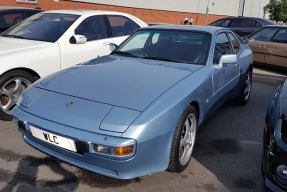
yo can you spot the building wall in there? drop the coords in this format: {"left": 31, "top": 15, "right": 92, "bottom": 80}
{"left": 68, "top": 0, "right": 269, "bottom": 18}
{"left": 0, "top": 0, "right": 270, "bottom": 25}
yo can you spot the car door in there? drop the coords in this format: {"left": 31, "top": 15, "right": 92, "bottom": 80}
{"left": 265, "top": 28, "right": 287, "bottom": 68}
{"left": 229, "top": 18, "right": 258, "bottom": 36}
{"left": 248, "top": 27, "right": 278, "bottom": 65}
{"left": 59, "top": 15, "right": 114, "bottom": 69}
{"left": 212, "top": 32, "right": 240, "bottom": 103}
{"left": 106, "top": 15, "right": 141, "bottom": 46}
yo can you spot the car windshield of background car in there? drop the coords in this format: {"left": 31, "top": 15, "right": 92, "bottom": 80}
{"left": 1, "top": 13, "right": 79, "bottom": 42}
{"left": 249, "top": 27, "right": 278, "bottom": 42}
{"left": 116, "top": 30, "right": 211, "bottom": 65}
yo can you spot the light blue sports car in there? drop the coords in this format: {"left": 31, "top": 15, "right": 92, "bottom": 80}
{"left": 12, "top": 25, "right": 253, "bottom": 179}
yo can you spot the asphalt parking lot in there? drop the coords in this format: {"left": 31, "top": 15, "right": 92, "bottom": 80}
{"left": 0, "top": 72, "right": 283, "bottom": 192}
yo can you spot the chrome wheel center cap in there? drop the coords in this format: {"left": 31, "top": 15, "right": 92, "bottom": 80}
{"left": 187, "top": 133, "right": 193, "bottom": 146}
{"left": 13, "top": 92, "right": 20, "bottom": 102}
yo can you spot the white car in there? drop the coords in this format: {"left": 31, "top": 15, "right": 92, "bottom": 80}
{"left": 0, "top": 10, "right": 147, "bottom": 120}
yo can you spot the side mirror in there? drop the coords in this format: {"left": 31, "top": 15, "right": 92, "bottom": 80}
{"left": 241, "top": 35, "right": 248, "bottom": 44}
{"left": 218, "top": 54, "right": 237, "bottom": 69}
{"left": 70, "top": 35, "right": 87, "bottom": 44}
{"left": 109, "top": 43, "right": 118, "bottom": 51}
{"left": 102, "top": 42, "right": 118, "bottom": 51}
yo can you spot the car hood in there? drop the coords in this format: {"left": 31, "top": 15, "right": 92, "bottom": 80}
{"left": 35, "top": 56, "right": 200, "bottom": 111}
{"left": 0, "top": 37, "right": 51, "bottom": 55}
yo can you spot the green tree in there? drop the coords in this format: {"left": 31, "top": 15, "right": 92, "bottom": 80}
{"left": 264, "top": 0, "right": 287, "bottom": 23}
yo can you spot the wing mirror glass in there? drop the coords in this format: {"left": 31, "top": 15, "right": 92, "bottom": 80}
{"left": 70, "top": 35, "right": 87, "bottom": 44}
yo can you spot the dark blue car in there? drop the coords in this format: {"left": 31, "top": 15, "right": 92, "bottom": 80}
{"left": 0, "top": 6, "right": 41, "bottom": 33}
{"left": 209, "top": 16, "right": 276, "bottom": 37}
{"left": 263, "top": 79, "right": 287, "bottom": 191}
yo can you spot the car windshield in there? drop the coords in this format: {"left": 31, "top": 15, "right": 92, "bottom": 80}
{"left": 114, "top": 29, "right": 211, "bottom": 65}
{"left": 1, "top": 13, "right": 79, "bottom": 42}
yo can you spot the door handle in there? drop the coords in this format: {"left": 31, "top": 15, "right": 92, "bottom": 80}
{"left": 258, "top": 45, "right": 266, "bottom": 48}
{"left": 234, "top": 63, "right": 239, "bottom": 68}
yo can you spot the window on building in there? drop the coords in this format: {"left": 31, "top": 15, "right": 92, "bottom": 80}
{"left": 16, "top": 0, "right": 37, "bottom": 2}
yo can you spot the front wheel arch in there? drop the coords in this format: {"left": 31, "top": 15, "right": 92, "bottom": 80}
{"left": 0, "top": 68, "right": 40, "bottom": 80}
{"left": 167, "top": 104, "right": 198, "bottom": 173}
{"left": 190, "top": 101, "right": 200, "bottom": 122}
{"left": 0, "top": 69, "right": 40, "bottom": 120}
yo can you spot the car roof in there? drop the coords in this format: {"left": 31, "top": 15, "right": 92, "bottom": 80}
{"left": 210, "top": 16, "right": 276, "bottom": 25}
{"left": 43, "top": 9, "right": 133, "bottom": 17}
{"left": 141, "top": 25, "right": 228, "bottom": 35}
{"left": 261, "top": 25, "right": 287, "bottom": 28}
{"left": 0, "top": 6, "right": 41, "bottom": 11}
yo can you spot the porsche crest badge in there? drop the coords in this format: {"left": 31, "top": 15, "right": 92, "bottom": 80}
{"left": 66, "top": 101, "right": 74, "bottom": 107}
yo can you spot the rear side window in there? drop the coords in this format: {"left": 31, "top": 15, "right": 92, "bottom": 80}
{"left": 227, "top": 32, "right": 240, "bottom": 54}
{"left": 255, "top": 21, "right": 263, "bottom": 28}
{"left": 272, "top": 29, "right": 287, "bottom": 44}
{"left": 230, "top": 18, "right": 257, "bottom": 27}
{"left": 107, "top": 15, "right": 140, "bottom": 37}
{"left": 213, "top": 33, "right": 233, "bottom": 64}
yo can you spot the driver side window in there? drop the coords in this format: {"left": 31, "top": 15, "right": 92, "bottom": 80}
{"left": 75, "top": 15, "right": 107, "bottom": 41}
{"left": 213, "top": 33, "right": 233, "bottom": 64}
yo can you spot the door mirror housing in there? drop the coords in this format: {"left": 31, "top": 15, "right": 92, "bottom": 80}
{"left": 218, "top": 54, "right": 237, "bottom": 69}
{"left": 70, "top": 35, "right": 87, "bottom": 44}
{"left": 241, "top": 35, "right": 248, "bottom": 44}
{"left": 110, "top": 43, "right": 118, "bottom": 51}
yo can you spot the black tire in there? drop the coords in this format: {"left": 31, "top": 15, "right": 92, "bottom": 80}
{"left": 0, "top": 70, "right": 38, "bottom": 121}
{"left": 167, "top": 105, "right": 197, "bottom": 172}
{"left": 236, "top": 69, "right": 252, "bottom": 105}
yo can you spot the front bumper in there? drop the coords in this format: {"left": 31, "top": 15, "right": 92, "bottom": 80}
{"left": 12, "top": 106, "right": 173, "bottom": 179}
{"left": 262, "top": 122, "right": 287, "bottom": 191}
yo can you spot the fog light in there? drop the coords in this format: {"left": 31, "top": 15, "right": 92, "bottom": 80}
{"left": 274, "top": 164, "right": 287, "bottom": 186}
{"left": 277, "top": 165, "right": 287, "bottom": 178}
{"left": 93, "top": 144, "right": 111, "bottom": 154}
{"left": 114, "top": 146, "right": 133, "bottom": 156}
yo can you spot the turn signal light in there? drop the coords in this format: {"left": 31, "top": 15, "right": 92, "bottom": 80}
{"left": 114, "top": 146, "right": 133, "bottom": 156}
{"left": 264, "top": 122, "right": 268, "bottom": 133}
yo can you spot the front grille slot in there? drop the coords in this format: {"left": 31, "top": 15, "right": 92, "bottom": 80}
{"left": 281, "top": 119, "right": 287, "bottom": 144}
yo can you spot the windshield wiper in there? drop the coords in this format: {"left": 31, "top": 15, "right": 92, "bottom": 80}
{"left": 143, "top": 56, "right": 185, "bottom": 63}
{"left": 111, "top": 50, "right": 138, "bottom": 58}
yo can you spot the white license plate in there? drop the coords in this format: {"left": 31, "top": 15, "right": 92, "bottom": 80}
{"left": 30, "top": 126, "right": 77, "bottom": 152}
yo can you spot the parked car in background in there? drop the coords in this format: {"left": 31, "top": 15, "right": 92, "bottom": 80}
{"left": 0, "top": 6, "right": 41, "bottom": 33}
{"left": 209, "top": 16, "right": 276, "bottom": 36}
{"left": 248, "top": 25, "right": 287, "bottom": 69}
{"left": 262, "top": 79, "right": 287, "bottom": 192}
{"left": 0, "top": 10, "right": 147, "bottom": 121}
{"left": 12, "top": 25, "right": 253, "bottom": 179}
